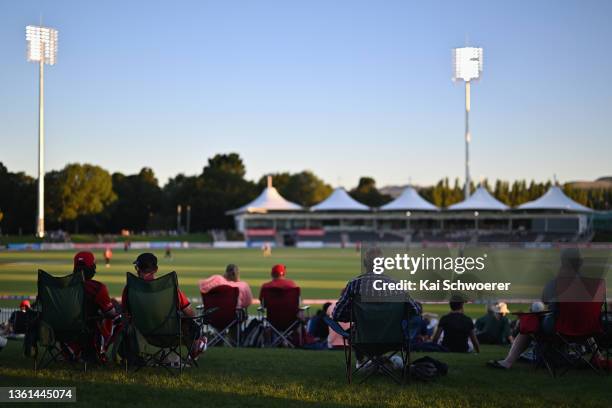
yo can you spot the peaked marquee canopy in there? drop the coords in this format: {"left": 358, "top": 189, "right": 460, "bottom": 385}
{"left": 448, "top": 186, "right": 509, "bottom": 211}
{"left": 517, "top": 186, "right": 593, "bottom": 212}
{"left": 380, "top": 187, "right": 439, "bottom": 211}
{"left": 311, "top": 188, "right": 370, "bottom": 211}
{"left": 228, "top": 177, "right": 302, "bottom": 214}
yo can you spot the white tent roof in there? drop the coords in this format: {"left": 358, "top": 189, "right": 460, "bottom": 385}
{"left": 228, "top": 177, "right": 302, "bottom": 214}
{"left": 311, "top": 188, "right": 370, "bottom": 211}
{"left": 380, "top": 187, "right": 439, "bottom": 211}
{"left": 448, "top": 186, "right": 509, "bottom": 211}
{"left": 517, "top": 186, "right": 592, "bottom": 212}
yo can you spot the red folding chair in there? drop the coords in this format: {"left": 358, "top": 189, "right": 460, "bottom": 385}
{"left": 201, "top": 285, "right": 243, "bottom": 347}
{"left": 537, "top": 277, "right": 606, "bottom": 376}
{"left": 258, "top": 286, "right": 309, "bottom": 347}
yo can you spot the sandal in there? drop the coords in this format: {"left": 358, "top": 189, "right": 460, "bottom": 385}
{"left": 486, "top": 360, "right": 508, "bottom": 369}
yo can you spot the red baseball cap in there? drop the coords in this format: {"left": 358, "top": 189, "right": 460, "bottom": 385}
{"left": 74, "top": 251, "right": 96, "bottom": 269}
{"left": 20, "top": 300, "right": 31, "bottom": 309}
{"left": 271, "top": 264, "right": 286, "bottom": 278}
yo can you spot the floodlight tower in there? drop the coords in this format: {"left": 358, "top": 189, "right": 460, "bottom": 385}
{"left": 26, "top": 25, "right": 58, "bottom": 238}
{"left": 452, "top": 46, "right": 483, "bottom": 199}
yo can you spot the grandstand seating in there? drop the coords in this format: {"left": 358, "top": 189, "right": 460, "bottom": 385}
{"left": 247, "top": 228, "right": 586, "bottom": 246}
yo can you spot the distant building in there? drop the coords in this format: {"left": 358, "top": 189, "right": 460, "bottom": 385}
{"left": 227, "top": 181, "right": 593, "bottom": 247}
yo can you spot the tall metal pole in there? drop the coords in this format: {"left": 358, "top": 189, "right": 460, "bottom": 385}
{"left": 177, "top": 205, "right": 182, "bottom": 233}
{"left": 186, "top": 205, "right": 191, "bottom": 234}
{"left": 36, "top": 56, "right": 45, "bottom": 238}
{"left": 464, "top": 80, "right": 471, "bottom": 199}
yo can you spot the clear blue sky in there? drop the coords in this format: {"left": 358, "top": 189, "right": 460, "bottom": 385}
{"left": 1, "top": 0, "right": 611, "bottom": 188}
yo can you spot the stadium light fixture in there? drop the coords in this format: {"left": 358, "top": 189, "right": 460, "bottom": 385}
{"left": 26, "top": 25, "right": 58, "bottom": 238}
{"left": 452, "top": 46, "right": 483, "bottom": 199}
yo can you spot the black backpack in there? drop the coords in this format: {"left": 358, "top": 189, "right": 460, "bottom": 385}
{"left": 410, "top": 356, "right": 448, "bottom": 381}
{"left": 241, "top": 319, "right": 264, "bottom": 348}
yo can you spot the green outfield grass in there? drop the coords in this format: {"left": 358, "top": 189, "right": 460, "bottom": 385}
{"left": 1, "top": 248, "right": 611, "bottom": 407}
{"left": 1, "top": 341, "right": 611, "bottom": 407}
{"left": 0, "top": 247, "right": 578, "bottom": 314}
{"left": 0, "top": 248, "right": 361, "bottom": 302}
{"left": 2, "top": 246, "right": 610, "bottom": 313}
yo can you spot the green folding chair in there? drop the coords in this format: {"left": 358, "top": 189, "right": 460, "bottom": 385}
{"left": 35, "top": 269, "right": 89, "bottom": 371}
{"left": 345, "top": 297, "right": 411, "bottom": 384}
{"left": 123, "top": 271, "right": 196, "bottom": 374}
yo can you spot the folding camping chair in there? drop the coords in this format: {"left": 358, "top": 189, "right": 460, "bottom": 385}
{"left": 597, "top": 307, "right": 612, "bottom": 373}
{"left": 328, "top": 297, "right": 411, "bottom": 384}
{"left": 123, "top": 271, "right": 198, "bottom": 374}
{"left": 201, "top": 285, "right": 243, "bottom": 347}
{"left": 258, "top": 286, "right": 309, "bottom": 348}
{"left": 533, "top": 277, "right": 607, "bottom": 377}
{"left": 35, "top": 269, "right": 89, "bottom": 371}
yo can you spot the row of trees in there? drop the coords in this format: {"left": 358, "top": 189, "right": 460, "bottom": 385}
{"left": 1, "top": 156, "right": 611, "bottom": 235}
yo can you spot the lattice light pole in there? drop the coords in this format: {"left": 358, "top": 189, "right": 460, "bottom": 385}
{"left": 452, "top": 46, "right": 483, "bottom": 199}
{"left": 26, "top": 25, "right": 58, "bottom": 238}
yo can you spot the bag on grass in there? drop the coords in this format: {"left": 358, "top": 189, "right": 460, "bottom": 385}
{"left": 242, "top": 319, "right": 264, "bottom": 348}
{"left": 410, "top": 356, "right": 448, "bottom": 381}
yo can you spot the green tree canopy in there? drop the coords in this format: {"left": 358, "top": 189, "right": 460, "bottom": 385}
{"left": 46, "top": 163, "right": 116, "bottom": 223}
{"left": 349, "top": 177, "right": 392, "bottom": 207}
{"left": 257, "top": 171, "right": 332, "bottom": 207}
{"left": 107, "top": 167, "right": 162, "bottom": 231}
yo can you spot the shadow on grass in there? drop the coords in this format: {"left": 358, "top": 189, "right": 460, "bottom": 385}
{"left": 1, "top": 342, "right": 611, "bottom": 408}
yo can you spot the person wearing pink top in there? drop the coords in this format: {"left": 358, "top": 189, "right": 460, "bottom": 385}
{"left": 199, "top": 264, "right": 253, "bottom": 309}
{"left": 326, "top": 301, "right": 350, "bottom": 349}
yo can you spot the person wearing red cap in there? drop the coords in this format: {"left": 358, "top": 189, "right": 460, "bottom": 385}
{"left": 73, "top": 251, "right": 119, "bottom": 360}
{"left": 6, "top": 299, "right": 31, "bottom": 335}
{"left": 73, "top": 251, "right": 116, "bottom": 319}
{"left": 258, "top": 264, "right": 297, "bottom": 300}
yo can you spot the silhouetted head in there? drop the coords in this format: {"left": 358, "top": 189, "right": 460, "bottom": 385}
{"left": 133, "top": 253, "right": 158, "bottom": 276}
{"left": 363, "top": 247, "right": 383, "bottom": 274}
{"left": 225, "top": 264, "right": 240, "bottom": 282}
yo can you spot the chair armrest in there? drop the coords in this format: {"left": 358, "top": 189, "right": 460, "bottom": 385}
{"left": 323, "top": 316, "right": 349, "bottom": 339}
{"left": 198, "top": 306, "right": 219, "bottom": 318}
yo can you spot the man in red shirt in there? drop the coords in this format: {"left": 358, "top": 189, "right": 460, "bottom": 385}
{"left": 72, "top": 251, "right": 118, "bottom": 360}
{"left": 259, "top": 264, "right": 297, "bottom": 298}
{"left": 121, "top": 253, "right": 206, "bottom": 359}
{"left": 74, "top": 252, "right": 116, "bottom": 317}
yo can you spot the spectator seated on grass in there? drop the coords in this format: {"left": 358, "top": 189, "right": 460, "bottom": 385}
{"left": 306, "top": 302, "right": 332, "bottom": 342}
{"left": 409, "top": 305, "right": 448, "bottom": 352}
{"left": 199, "top": 264, "right": 253, "bottom": 309}
{"left": 432, "top": 298, "right": 480, "bottom": 353}
{"left": 5, "top": 300, "right": 31, "bottom": 338}
{"left": 258, "top": 265, "right": 309, "bottom": 347}
{"left": 259, "top": 264, "right": 297, "bottom": 293}
{"left": 475, "top": 302, "right": 514, "bottom": 345}
{"left": 487, "top": 248, "right": 608, "bottom": 371}
{"left": 332, "top": 247, "right": 421, "bottom": 367}
{"left": 73, "top": 251, "right": 120, "bottom": 361}
{"left": 121, "top": 252, "right": 207, "bottom": 360}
